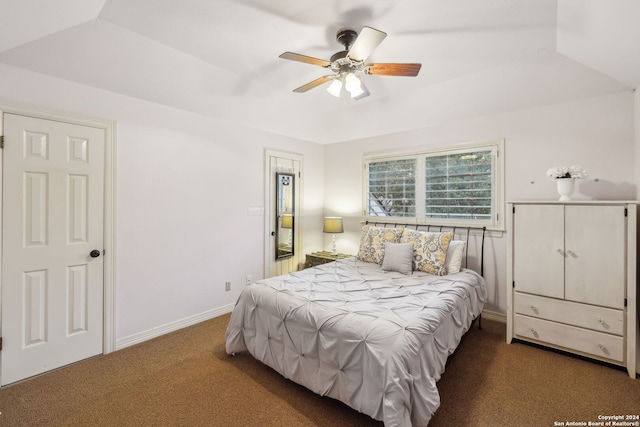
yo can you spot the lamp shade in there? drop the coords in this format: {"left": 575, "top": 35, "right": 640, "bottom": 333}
{"left": 281, "top": 214, "right": 293, "bottom": 229}
{"left": 326, "top": 79, "right": 342, "bottom": 97}
{"left": 323, "top": 217, "right": 344, "bottom": 233}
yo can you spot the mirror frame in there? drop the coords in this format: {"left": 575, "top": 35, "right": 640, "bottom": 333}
{"left": 275, "top": 172, "right": 295, "bottom": 260}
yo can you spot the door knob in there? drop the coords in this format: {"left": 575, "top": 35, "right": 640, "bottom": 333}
{"left": 90, "top": 250, "right": 101, "bottom": 258}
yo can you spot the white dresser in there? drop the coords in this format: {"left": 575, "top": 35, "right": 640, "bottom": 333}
{"left": 506, "top": 201, "right": 637, "bottom": 378}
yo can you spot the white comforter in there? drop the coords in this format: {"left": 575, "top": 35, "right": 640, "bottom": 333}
{"left": 225, "top": 257, "right": 487, "bottom": 427}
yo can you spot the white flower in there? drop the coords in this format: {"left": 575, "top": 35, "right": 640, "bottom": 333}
{"left": 547, "top": 165, "right": 587, "bottom": 180}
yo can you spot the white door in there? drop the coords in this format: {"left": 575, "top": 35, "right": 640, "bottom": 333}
{"left": 1, "top": 113, "right": 105, "bottom": 385}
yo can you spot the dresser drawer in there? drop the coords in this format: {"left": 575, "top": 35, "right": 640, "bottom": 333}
{"left": 514, "top": 292, "right": 623, "bottom": 336}
{"left": 514, "top": 314, "right": 624, "bottom": 362}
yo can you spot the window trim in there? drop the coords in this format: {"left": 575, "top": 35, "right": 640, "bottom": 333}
{"left": 363, "top": 139, "right": 505, "bottom": 231}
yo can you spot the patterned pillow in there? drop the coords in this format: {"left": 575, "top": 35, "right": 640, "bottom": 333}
{"left": 401, "top": 229, "right": 453, "bottom": 275}
{"left": 357, "top": 225, "right": 404, "bottom": 264}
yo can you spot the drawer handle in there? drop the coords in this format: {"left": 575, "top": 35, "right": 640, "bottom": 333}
{"left": 529, "top": 305, "right": 538, "bottom": 313}
{"left": 530, "top": 328, "right": 539, "bottom": 338}
{"left": 597, "top": 318, "right": 610, "bottom": 329}
{"left": 557, "top": 249, "right": 565, "bottom": 256}
{"left": 598, "top": 344, "right": 610, "bottom": 355}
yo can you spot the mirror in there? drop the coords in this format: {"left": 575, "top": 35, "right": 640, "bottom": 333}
{"left": 276, "top": 172, "right": 295, "bottom": 259}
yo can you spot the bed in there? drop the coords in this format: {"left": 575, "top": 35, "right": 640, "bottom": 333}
{"left": 225, "top": 223, "right": 487, "bottom": 427}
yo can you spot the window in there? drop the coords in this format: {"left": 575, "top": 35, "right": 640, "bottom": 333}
{"left": 367, "top": 158, "right": 416, "bottom": 218}
{"left": 364, "top": 139, "right": 504, "bottom": 230}
{"left": 424, "top": 150, "right": 492, "bottom": 221}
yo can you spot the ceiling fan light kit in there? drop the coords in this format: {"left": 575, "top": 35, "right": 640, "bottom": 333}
{"left": 279, "top": 26, "right": 421, "bottom": 100}
{"left": 326, "top": 72, "right": 367, "bottom": 99}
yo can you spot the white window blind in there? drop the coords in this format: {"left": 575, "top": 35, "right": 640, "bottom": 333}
{"left": 424, "top": 150, "right": 492, "bottom": 221}
{"left": 367, "top": 158, "right": 416, "bottom": 218}
{"left": 363, "top": 140, "right": 504, "bottom": 230}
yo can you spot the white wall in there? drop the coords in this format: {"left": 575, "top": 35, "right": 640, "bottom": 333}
{"left": 0, "top": 63, "right": 325, "bottom": 343}
{"left": 636, "top": 85, "right": 640, "bottom": 196}
{"left": 635, "top": 84, "right": 640, "bottom": 373}
{"left": 324, "top": 91, "right": 636, "bottom": 314}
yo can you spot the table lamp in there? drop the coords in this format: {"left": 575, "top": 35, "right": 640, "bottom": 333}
{"left": 323, "top": 217, "right": 344, "bottom": 255}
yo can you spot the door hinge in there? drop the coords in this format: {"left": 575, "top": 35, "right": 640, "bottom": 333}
{"left": 624, "top": 298, "right": 627, "bottom": 307}
{"left": 512, "top": 281, "right": 515, "bottom": 288}
{"left": 512, "top": 206, "right": 515, "bottom": 214}
{"left": 624, "top": 208, "right": 628, "bottom": 217}
{"left": 0, "top": 336, "right": 3, "bottom": 351}
{"left": 0, "top": 135, "right": 4, "bottom": 149}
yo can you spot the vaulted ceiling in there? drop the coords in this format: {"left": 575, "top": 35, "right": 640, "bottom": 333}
{"left": 0, "top": 0, "right": 638, "bottom": 144}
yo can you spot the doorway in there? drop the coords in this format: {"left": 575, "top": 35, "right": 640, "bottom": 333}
{"left": 264, "top": 150, "right": 302, "bottom": 278}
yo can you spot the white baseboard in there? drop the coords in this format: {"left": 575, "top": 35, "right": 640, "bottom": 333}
{"left": 482, "top": 309, "right": 506, "bottom": 323}
{"left": 115, "top": 303, "right": 235, "bottom": 351}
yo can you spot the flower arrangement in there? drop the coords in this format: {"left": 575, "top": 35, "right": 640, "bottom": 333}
{"left": 546, "top": 165, "right": 588, "bottom": 180}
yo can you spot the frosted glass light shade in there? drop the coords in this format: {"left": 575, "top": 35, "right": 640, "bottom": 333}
{"left": 344, "top": 73, "right": 360, "bottom": 92}
{"left": 326, "top": 79, "right": 342, "bottom": 97}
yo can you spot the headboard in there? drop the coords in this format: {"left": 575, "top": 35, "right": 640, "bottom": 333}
{"left": 364, "top": 221, "right": 487, "bottom": 277}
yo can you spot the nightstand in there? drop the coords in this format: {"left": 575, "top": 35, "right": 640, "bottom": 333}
{"left": 304, "top": 251, "right": 352, "bottom": 268}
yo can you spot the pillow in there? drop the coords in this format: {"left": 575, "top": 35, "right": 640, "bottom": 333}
{"left": 401, "top": 229, "right": 453, "bottom": 275}
{"left": 444, "top": 240, "right": 466, "bottom": 275}
{"left": 381, "top": 242, "right": 414, "bottom": 274}
{"left": 357, "top": 225, "right": 404, "bottom": 264}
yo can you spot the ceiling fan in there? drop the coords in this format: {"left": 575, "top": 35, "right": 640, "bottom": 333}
{"left": 279, "top": 26, "right": 421, "bottom": 100}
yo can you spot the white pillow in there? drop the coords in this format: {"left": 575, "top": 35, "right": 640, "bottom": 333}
{"left": 445, "top": 240, "right": 466, "bottom": 274}
{"left": 381, "top": 242, "right": 414, "bottom": 275}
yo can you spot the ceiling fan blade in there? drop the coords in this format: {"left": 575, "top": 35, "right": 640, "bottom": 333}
{"left": 347, "top": 26, "right": 387, "bottom": 62}
{"left": 365, "top": 63, "right": 422, "bottom": 77}
{"left": 279, "top": 52, "right": 331, "bottom": 68}
{"left": 292, "top": 75, "right": 335, "bottom": 93}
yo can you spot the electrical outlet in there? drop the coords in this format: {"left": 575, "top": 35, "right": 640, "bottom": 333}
{"left": 225, "top": 281, "right": 231, "bottom": 291}
{"left": 246, "top": 275, "right": 252, "bottom": 285}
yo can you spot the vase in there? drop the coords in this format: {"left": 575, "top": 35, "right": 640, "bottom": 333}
{"left": 556, "top": 178, "right": 575, "bottom": 201}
